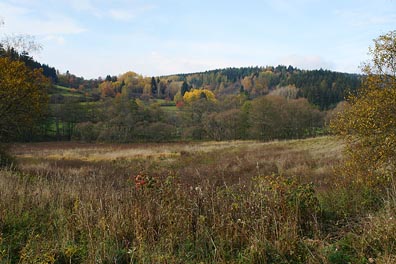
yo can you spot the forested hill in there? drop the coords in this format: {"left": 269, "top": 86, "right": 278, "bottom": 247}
{"left": 60, "top": 65, "right": 360, "bottom": 110}
{"left": 163, "top": 65, "right": 361, "bottom": 109}
{"left": 1, "top": 43, "right": 361, "bottom": 110}
{"left": 0, "top": 47, "right": 58, "bottom": 83}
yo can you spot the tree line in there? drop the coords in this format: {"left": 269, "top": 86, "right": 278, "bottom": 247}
{"left": 31, "top": 90, "right": 331, "bottom": 143}
{"left": 0, "top": 42, "right": 360, "bottom": 143}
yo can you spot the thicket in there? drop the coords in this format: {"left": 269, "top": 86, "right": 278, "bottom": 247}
{"left": 52, "top": 94, "right": 325, "bottom": 143}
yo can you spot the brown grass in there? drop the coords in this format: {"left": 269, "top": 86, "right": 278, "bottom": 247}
{"left": 4, "top": 136, "right": 394, "bottom": 263}
{"left": 11, "top": 136, "right": 343, "bottom": 188}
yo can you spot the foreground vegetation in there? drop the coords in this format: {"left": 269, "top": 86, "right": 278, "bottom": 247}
{"left": 0, "top": 137, "right": 395, "bottom": 263}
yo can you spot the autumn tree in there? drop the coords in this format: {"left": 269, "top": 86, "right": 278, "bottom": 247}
{"left": 270, "top": 85, "right": 299, "bottom": 99}
{"left": 249, "top": 95, "right": 285, "bottom": 140}
{"left": 99, "top": 81, "right": 116, "bottom": 98}
{"left": 241, "top": 76, "right": 253, "bottom": 93}
{"left": 0, "top": 21, "right": 51, "bottom": 147}
{"left": 118, "top": 71, "right": 147, "bottom": 97}
{"left": 332, "top": 30, "right": 396, "bottom": 185}
{"left": 183, "top": 89, "right": 216, "bottom": 103}
{"left": 180, "top": 92, "right": 217, "bottom": 140}
{"left": 203, "top": 109, "right": 245, "bottom": 140}
{"left": 0, "top": 57, "right": 49, "bottom": 142}
{"left": 285, "top": 98, "right": 323, "bottom": 138}
{"left": 249, "top": 95, "right": 323, "bottom": 140}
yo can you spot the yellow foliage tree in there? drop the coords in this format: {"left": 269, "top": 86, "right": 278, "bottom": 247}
{"left": 332, "top": 31, "right": 396, "bottom": 185}
{"left": 0, "top": 57, "right": 49, "bottom": 142}
{"left": 183, "top": 89, "right": 216, "bottom": 103}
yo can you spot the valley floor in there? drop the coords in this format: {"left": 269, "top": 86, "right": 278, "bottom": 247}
{"left": 1, "top": 137, "right": 395, "bottom": 263}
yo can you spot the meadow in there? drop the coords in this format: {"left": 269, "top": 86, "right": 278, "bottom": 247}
{"left": 1, "top": 137, "right": 396, "bottom": 263}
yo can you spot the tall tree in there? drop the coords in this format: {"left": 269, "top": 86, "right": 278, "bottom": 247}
{"left": 151, "top": 76, "right": 158, "bottom": 97}
{"left": 332, "top": 30, "right": 396, "bottom": 185}
{"left": 105, "top": 75, "right": 112, "bottom": 82}
{"left": 181, "top": 81, "right": 189, "bottom": 96}
{"left": 0, "top": 57, "right": 49, "bottom": 142}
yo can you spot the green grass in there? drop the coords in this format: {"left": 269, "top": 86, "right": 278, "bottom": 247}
{"left": 50, "top": 85, "right": 92, "bottom": 99}
{"left": 53, "top": 85, "right": 72, "bottom": 91}
{"left": 161, "top": 105, "right": 178, "bottom": 112}
{"left": 59, "top": 93, "right": 83, "bottom": 97}
{"left": 152, "top": 99, "right": 176, "bottom": 105}
{"left": 78, "top": 101, "right": 99, "bottom": 106}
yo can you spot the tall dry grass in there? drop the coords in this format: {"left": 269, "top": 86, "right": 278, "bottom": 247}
{"left": 1, "top": 137, "right": 395, "bottom": 263}
{"left": 0, "top": 168, "right": 321, "bottom": 263}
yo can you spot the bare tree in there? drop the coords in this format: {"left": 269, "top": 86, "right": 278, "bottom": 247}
{"left": 0, "top": 18, "right": 42, "bottom": 54}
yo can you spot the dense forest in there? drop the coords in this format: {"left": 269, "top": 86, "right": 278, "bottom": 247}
{"left": 0, "top": 45, "right": 361, "bottom": 143}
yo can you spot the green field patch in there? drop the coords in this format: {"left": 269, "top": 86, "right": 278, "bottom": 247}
{"left": 161, "top": 105, "right": 178, "bottom": 112}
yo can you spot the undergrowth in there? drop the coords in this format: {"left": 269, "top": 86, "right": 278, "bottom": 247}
{"left": 0, "top": 138, "right": 395, "bottom": 263}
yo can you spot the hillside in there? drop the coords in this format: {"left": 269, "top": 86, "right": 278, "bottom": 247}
{"left": 54, "top": 66, "right": 361, "bottom": 110}
{"left": 4, "top": 47, "right": 359, "bottom": 110}
{"left": 163, "top": 66, "right": 361, "bottom": 110}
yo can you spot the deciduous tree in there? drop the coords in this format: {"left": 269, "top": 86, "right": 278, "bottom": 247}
{"left": 0, "top": 57, "right": 49, "bottom": 142}
{"left": 183, "top": 89, "right": 216, "bottom": 103}
{"left": 332, "top": 30, "right": 396, "bottom": 185}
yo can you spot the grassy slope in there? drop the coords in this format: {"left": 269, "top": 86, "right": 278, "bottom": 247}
{"left": 50, "top": 85, "right": 92, "bottom": 100}
{"left": 1, "top": 137, "right": 395, "bottom": 263}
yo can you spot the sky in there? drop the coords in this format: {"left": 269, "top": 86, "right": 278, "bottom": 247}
{"left": 0, "top": 0, "right": 395, "bottom": 79}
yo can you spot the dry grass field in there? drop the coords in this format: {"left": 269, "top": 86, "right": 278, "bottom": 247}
{"left": 12, "top": 137, "right": 342, "bottom": 186}
{"left": 1, "top": 137, "right": 396, "bottom": 263}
